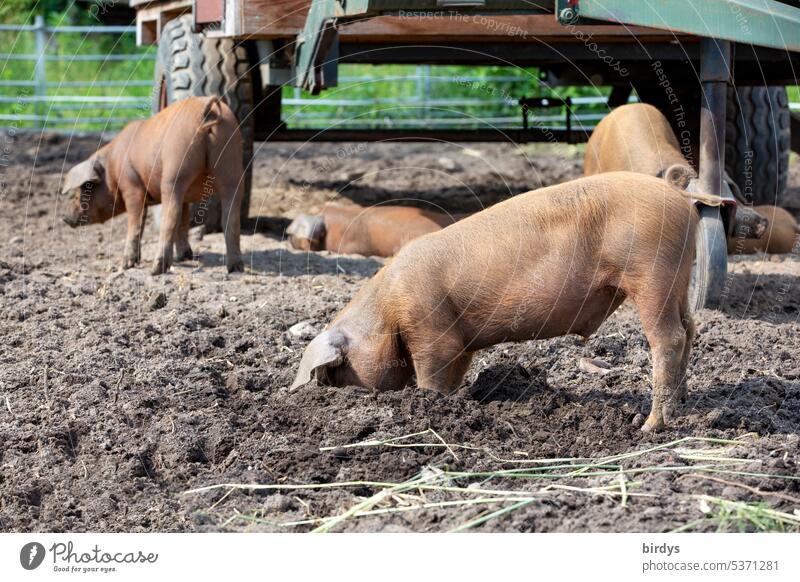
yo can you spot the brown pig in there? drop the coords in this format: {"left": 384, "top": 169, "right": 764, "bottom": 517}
{"left": 286, "top": 203, "right": 467, "bottom": 257}
{"left": 61, "top": 96, "right": 243, "bottom": 275}
{"left": 584, "top": 103, "right": 767, "bottom": 241}
{"left": 292, "top": 172, "right": 699, "bottom": 433}
{"left": 727, "top": 205, "right": 799, "bottom": 255}
{"left": 584, "top": 103, "right": 691, "bottom": 180}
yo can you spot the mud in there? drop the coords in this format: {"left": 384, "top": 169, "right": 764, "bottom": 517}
{"left": 1, "top": 132, "right": 799, "bottom": 533}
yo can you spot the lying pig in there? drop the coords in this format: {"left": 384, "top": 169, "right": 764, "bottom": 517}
{"left": 62, "top": 96, "right": 243, "bottom": 275}
{"left": 292, "top": 172, "right": 699, "bottom": 432}
{"left": 727, "top": 205, "right": 799, "bottom": 255}
{"left": 584, "top": 103, "right": 767, "bottom": 240}
{"left": 287, "top": 203, "right": 467, "bottom": 257}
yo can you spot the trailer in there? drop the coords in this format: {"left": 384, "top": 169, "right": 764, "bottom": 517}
{"left": 131, "top": 0, "right": 800, "bottom": 309}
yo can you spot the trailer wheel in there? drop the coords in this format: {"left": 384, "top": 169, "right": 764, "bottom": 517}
{"left": 690, "top": 205, "right": 728, "bottom": 311}
{"left": 725, "top": 86, "right": 790, "bottom": 206}
{"left": 153, "top": 14, "right": 254, "bottom": 231}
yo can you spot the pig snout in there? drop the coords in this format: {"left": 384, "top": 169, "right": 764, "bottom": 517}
{"left": 752, "top": 215, "right": 769, "bottom": 239}
{"left": 286, "top": 214, "right": 326, "bottom": 251}
{"left": 62, "top": 200, "right": 90, "bottom": 228}
{"left": 734, "top": 206, "right": 769, "bottom": 240}
{"left": 62, "top": 216, "right": 81, "bottom": 228}
{"left": 62, "top": 199, "right": 89, "bottom": 228}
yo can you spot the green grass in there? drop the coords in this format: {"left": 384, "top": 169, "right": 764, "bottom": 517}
{"left": 283, "top": 63, "right": 611, "bottom": 129}
{"left": 674, "top": 497, "right": 800, "bottom": 533}
{"left": 284, "top": 65, "right": 800, "bottom": 131}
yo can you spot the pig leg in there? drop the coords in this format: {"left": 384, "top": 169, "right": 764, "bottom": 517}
{"left": 411, "top": 339, "right": 473, "bottom": 396}
{"left": 676, "top": 309, "right": 695, "bottom": 402}
{"left": 152, "top": 186, "right": 183, "bottom": 275}
{"left": 174, "top": 203, "right": 194, "bottom": 262}
{"left": 636, "top": 300, "right": 688, "bottom": 432}
{"left": 219, "top": 180, "right": 244, "bottom": 273}
{"left": 123, "top": 196, "right": 147, "bottom": 269}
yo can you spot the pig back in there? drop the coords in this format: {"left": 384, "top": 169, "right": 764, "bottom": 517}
{"left": 584, "top": 103, "right": 687, "bottom": 177}
{"left": 324, "top": 204, "right": 458, "bottom": 257}
{"left": 381, "top": 172, "right": 697, "bottom": 343}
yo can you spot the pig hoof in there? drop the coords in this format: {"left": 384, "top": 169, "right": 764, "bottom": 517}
{"left": 641, "top": 405, "right": 673, "bottom": 432}
{"left": 176, "top": 248, "right": 194, "bottom": 262}
{"left": 151, "top": 258, "right": 171, "bottom": 275}
{"left": 227, "top": 259, "right": 244, "bottom": 273}
{"left": 122, "top": 256, "right": 139, "bottom": 269}
{"left": 640, "top": 416, "right": 663, "bottom": 433}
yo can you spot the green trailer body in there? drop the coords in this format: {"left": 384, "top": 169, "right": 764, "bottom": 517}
{"left": 295, "top": 0, "right": 800, "bottom": 93}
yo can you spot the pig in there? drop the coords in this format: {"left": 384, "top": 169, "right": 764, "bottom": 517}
{"left": 286, "top": 203, "right": 467, "bottom": 257}
{"left": 727, "top": 205, "right": 799, "bottom": 255}
{"left": 61, "top": 96, "right": 243, "bottom": 275}
{"left": 584, "top": 102, "right": 767, "bottom": 241}
{"left": 584, "top": 103, "right": 691, "bottom": 180}
{"left": 292, "top": 172, "right": 699, "bottom": 433}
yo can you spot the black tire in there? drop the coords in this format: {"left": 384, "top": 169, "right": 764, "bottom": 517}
{"left": 690, "top": 206, "right": 728, "bottom": 311}
{"left": 725, "top": 86, "right": 791, "bottom": 206}
{"left": 153, "top": 14, "right": 254, "bottom": 231}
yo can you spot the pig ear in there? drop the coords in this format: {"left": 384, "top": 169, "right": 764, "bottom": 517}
{"left": 723, "top": 171, "right": 743, "bottom": 202}
{"left": 290, "top": 330, "right": 347, "bottom": 390}
{"left": 61, "top": 158, "right": 104, "bottom": 194}
{"left": 663, "top": 164, "right": 696, "bottom": 190}
{"left": 286, "top": 214, "right": 326, "bottom": 242}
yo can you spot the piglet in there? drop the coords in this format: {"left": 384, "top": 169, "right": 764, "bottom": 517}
{"left": 728, "top": 205, "right": 799, "bottom": 255}
{"left": 287, "top": 203, "right": 467, "bottom": 257}
{"left": 292, "top": 172, "right": 700, "bottom": 432}
{"left": 62, "top": 96, "right": 243, "bottom": 275}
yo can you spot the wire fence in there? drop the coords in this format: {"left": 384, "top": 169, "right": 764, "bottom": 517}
{"left": 0, "top": 17, "right": 154, "bottom": 127}
{"left": 1, "top": 21, "right": 798, "bottom": 133}
{"left": 283, "top": 70, "right": 613, "bottom": 131}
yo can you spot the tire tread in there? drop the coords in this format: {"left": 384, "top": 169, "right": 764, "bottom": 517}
{"left": 725, "top": 86, "right": 790, "bottom": 205}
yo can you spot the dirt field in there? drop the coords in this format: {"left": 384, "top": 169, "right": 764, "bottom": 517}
{"left": 1, "top": 132, "right": 799, "bottom": 533}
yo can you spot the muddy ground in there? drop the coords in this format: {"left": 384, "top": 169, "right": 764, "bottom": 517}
{"left": 1, "top": 132, "right": 799, "bottom": 533}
